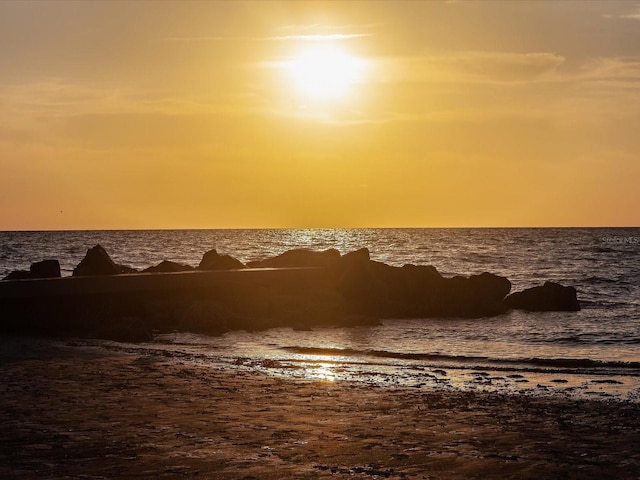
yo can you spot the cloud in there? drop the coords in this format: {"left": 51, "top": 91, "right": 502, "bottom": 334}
{"left": 602, "top": 7, "right": 640, "bottom": 20}
{"left": 163, "top": 33, "right": 372, "bottom": 42}
{"left": 276, "top": 23, "right": 382, "bottom": 32}
{"left": 577, "top": 56, "right": 640, "bottom": 87}
{"left": 432, "top": 51, "right": 565, "bottom": 82}
{"left": 0, "top": 79, "right": 246, "bottom": 154}
{"left": 380, "top": 51, "right": 566, "bottom": 85}
{"left": 267, "top": 34, "right": 372, "bottom": 41}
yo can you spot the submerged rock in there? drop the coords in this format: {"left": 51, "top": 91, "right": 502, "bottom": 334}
{"left": 73, "top": 245, "right": 135, "bottom": 276}
{"left": 504, "top": 281, "right": 580, "bottom": 311}
{"left": 198, "top": 249, "right": 246, "bottom": 271}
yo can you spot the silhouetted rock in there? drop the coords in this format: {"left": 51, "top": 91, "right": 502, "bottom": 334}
{"left": 3, "top": 259, "right": 61, "bottom": 280}
{"left": 337, "top": 259, "right": 388, "bottom": 314}
{"left": 198, "top": 249, "right": 246, "bottom": 271}
{"left": 0, "top": 245, "right": 581, "bottom": 342}
{"left": 3, "top": 270, "right": 32, "bottom": 280}
{"left": 143, "top": 260, "right": 194, "bottom": 273}
{"left": 73, "top": 245, "right": 133, "bottom": 276}
{"left": 505, "top": 281, "right": 580, "bottom": 311}
{"left": 435, "top": 273, "right": 510, "bottom": 317}
{"left": 468, "top": 272, "right": 511, "bottom": 302}
{"left": 30, "top": 259, "right": 61, "bottom": 279}
{"left": 247, "top": 248, "right": 341, "bottom": 269}
{"left": 341, "top": 247, "right": 370, "bottom": 264}
{"left": 337, "top": 260, "right": 510, "bottom": 318}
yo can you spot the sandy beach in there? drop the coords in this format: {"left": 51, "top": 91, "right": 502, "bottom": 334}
{"left": 1, "top": 337, "right": 639, "bottom": 480}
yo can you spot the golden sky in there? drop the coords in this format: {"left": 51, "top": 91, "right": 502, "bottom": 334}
{"left": 1, "top": 0, "right": 639, "bottom": 229}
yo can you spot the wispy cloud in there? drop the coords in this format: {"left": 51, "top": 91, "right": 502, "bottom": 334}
{"left": 163, "top": 33, "right": 372, "bottom": 42}
{"left": 620, "top": 10, "right": 640, "bottom": 20}
{"left": 577, "top": 56, "right": 640, "bottom": 88}
{"left": 267, "top": 33, "right": 372, "bottom": 41}
{"left": 381, "top": 51, "right": 566, "bottom": 85}
{"left": 162, "top": 36, "right": 256, "bottom": 42}
{"left": 276, "top": 23, "right": 382, "bottom": 32}
{"left": 602, "top": 7, "right": 640, "bottom": 20}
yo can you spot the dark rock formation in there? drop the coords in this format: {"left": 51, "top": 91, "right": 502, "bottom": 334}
{"left": 337, "top": 257, "right": 510, "bottom": 318}
{"left": 0, "top": 246, "right": 581, "bottom": 342}
{"left": 30, "top": 259, "right": 61, "bottom": 279}
{"left": 197, "top": 249, "right": 246, "bottom": 271}
{"left": 73, "top": 245, "right": 135, "bottom": 277}
{"left": 337, "top": 259, "right": 388, "bottom": 314}
{"left": 247, "top": 248, "right": 341, "bottom": 269}
{"left": 341, "top": 247, "right": 370, "bottom": 264}
{"left": 3, "top": 259, "right": 61, "bottom": 280}
{"left": 143, "top": 260, "right": 194, "bottom": 273}
{"left": 468, "top": 272, "right": 512, "bottom": 302}
{"left": 433, "top": 273, "right": 511, "bottom": 318}
{"left": 3, "top": 270, "right": 32, "bottom": 280}
{"left": 505, "top": 281, "right": 580, "bottom": 312}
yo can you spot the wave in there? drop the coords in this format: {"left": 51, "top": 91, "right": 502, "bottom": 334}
{"left": 528, "top": 334, "right": 640, "bottom": 346}
{"left": 580, "top": 299, "right": 631, "bottom": 308}
{"left": 281, "top": 346, "right": 640, "bottom": 372}
{"left": 582, "top": 276, "right": 621, "bottom": 284}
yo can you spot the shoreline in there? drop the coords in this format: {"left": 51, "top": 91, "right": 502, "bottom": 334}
{"left": 1, "top": 337, "right": 639, "bottom": 479}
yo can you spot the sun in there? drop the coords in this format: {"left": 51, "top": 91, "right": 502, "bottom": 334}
{"left": 285, "top": 44, "right": 364, "bottom": 101}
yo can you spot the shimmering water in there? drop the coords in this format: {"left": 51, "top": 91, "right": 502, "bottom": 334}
{"left": 2, "top": 228, "right": 639, "bottom": 400}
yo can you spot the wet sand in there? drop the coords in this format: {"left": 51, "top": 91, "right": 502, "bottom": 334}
{"left": 1, "top": 337, "right": 639, "bottom": 479}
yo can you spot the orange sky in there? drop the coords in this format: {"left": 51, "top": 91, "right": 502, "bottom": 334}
{"left": 1, "top": 0, "right": 639, "bottom": 229}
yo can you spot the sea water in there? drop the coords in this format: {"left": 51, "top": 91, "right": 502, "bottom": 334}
{"left": 1, "top": 228, "right": 639, "bottom": 401}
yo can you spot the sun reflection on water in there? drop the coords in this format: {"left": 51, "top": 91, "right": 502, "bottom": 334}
{"left": 308, "top": 362, "right": 337, "bottom": 382}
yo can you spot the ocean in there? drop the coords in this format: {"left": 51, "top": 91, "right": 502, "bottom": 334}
{"left": 1, "top": 228, "right": 639, "bottom": 401}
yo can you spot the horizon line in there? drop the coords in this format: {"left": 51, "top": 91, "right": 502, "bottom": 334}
{"left": 1, "top": 225, "right": 639, "bottom": 233}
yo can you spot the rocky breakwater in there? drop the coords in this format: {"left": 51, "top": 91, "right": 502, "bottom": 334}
{"left": 248, "top": 247, "right": 513, "bottom": 318}
{"left": 245, "top": 247, "right": 580, "bottom": 315}
{"left": 1, "top": 245, "right": 580, "bottom": 341}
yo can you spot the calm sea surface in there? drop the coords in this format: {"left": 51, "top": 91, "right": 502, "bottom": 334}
{"left": 1, "top": 228, "right": 639, "bottom": 401}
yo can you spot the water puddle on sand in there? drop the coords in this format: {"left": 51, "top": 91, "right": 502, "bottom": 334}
{"left": 227, "top": 354, "right": 640, "bottom": 402}
{"left": 73, "top": 338, "right": 640, "bottom": 403}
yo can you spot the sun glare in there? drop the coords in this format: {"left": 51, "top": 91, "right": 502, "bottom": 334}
{"left": 310, "top": 363, "right": 337, "bottom": 382}
{"left": 285, "top": 44, "right": 364, "bottom": 101}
